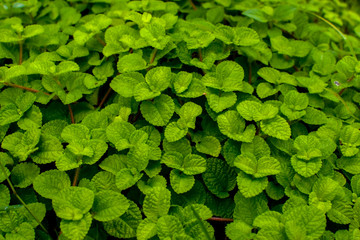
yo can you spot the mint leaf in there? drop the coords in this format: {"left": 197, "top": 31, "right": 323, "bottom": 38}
{"left": 237, "top": 100, "right": 278, "bottom": 121}
{"left": 52, "top": 187, "right": 94, "bottom": 220}
{"left": 117, "top": 53, "right": 147, "bottom": 73}
{"left": 260, "top": 115, "right": 291, "bottom": 140}
{"left": 202, "top": 158, "right": 237, "bottom": 198}
{"left": 33, "top": 169, "right": 70, "bottom": 199}
{"left": 60, "top": 213, "right": 92, "bottom": 240}
{"left": 170, "top": 169, "right": 195, "bottom": 194}
{"left": 143, "top": 187, "right": 171, "bottom": 220}
{"left": 141, "top": 94, "right": 175, "bottom": 126}
{"left": 110, "top": 72, "right": 145, "bottom": 98}
{"left": 92, "top": 190, "right": 130, "bottom": 221}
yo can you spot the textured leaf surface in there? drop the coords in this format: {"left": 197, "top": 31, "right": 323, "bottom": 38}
{"left": 33, "top": 169, "right": 70, "bottom": 199}
{"left": 141, "top": 94, "right": 175, "bottom": 126}
{"left": 10, "top": 162, "right": 40, "bottom": 188}
{"left": 60, "top": 212, "right": 92, "bottom": 240}
{"left": 143, "top": 187, "right": 171, "bottom": 220}
{"left": 170, "top": 169, "right": 195, "bottom": 194}
{"left": 202, "top": 158, "right": 237, "bottom": 198}
{"left": 260, "top": 115, "right": 291, "bottom": 140}
{"left": 103, "top": 200, "right": 142, "bottom": 238}
{"left": 92, "top": 190, "right": 130, "bottom": 222}
{"left": 52, "top": 187, "right": 94, "bottom": 220}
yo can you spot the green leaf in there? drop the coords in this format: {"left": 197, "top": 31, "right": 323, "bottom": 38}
{"left": 235, "top": 154, "right": 281, "bottom": 178}
{"left": 233, "top": 27, "right": 260, "bottom": 46}
{"left": 283, "top": 205, "right": 326, "bottom": 239}
{"left": 312, "top": 50, "right": 336, "bottom": 75}
{"left": 170, "top": 169, "right": 195, "bottom": 194}
{"left": 217, "top": 110, "right": 255, "bottom": 142}
{"left": 0, "top": 184, "right": 10, "bottom": 208}
{"left": 61, "top": 124, "right": 90, "bottom": 143}
{"left": 115, "top": 168, "right": 143, "bottom": 191}
{"left": 10, "top": 162, "right": 39, "bottom": 188}
{"left": 157, "top": 215, "right": 185, "bottom": 239}
{"left": 195, "top": 136, "right": 221, "bottom": 157}
{"left": 225, "top": 220, "right": 254, "bottom": 240}
{"left": 106, "top": 121, "right": 136, "bottom": 151}
{"left": 2, "top": 129, "right": 41, "bottom": 161}
{"left": 137, "top": 175, "right": 167, "bottom": 195}
{"left": 141, "top": 94, "right": 175, "bottom": 126}
{"left": 92, "top": 190, "right": 130, "bottom": 221}
{"left": 301, "top": 107, "right": 328, "bottom": 125}
{"left": 110, "top": 72, "right": 145, "bottom": 98}
{"left": 256, "top": 82, "right": 279, "bottom": 99}
{"left": 103, "top": 200, "right": 142, "bottom": 238}
{"left": 143, "top": 187, "right": 171, "bottom": 220}
{"left": 178, "top": 102, "right": 202, "bottom": 129}
{"left": 173, "top": 71, "right": 193, "bottom": 94}
{"left": 164, "top": 120, "right": 188, "bottom": 142}
{"left": 260, "top": 115, "right": 291, "bottom": 140}
{"left": 5, "top": 222, "right": 35, "bottom": 240}
{"left": 327, "top": 200, "right": 353, "bottom": 224}
{"left": 17, "top": 105, "right": 42, "bottom": 131}
{"left": 31, "top": 135, "right": 63, "bottom": 164}
{"left": 17, "top": 202, "right": 46, "bottom": 228}
{"left": 237, "top": 171, "right": 268, "bottom": 198}
{"left": 312, "top": 177, "right": 341, "bottom": 202}
{"left": 161, "top": 152, "right": 206, "bottom": 175}
{"left": 136, "top": 218, "right": 157, "bottom": 240}
{"left": 202, "top": 61, "right": 244, "bottom": 92}
{"left": 202, "top": 158, "right": 237, "bottom": 198}
{"left": 243, "top": 9, "right": 269, "bottom": 22}
{"left": 233, "top": 191, "right": 268, "bottom": 224}
{"left": 293, "top": 134, "right": 323, "bottom": 161}
{"left": 33, "top": 169, "right": 70, "bottom": 199}
{"left": 60, "top": 212, "right": 92, "bottom": 240}
{"left": 99, "top": 154, "right": 127, "bottom": 175}
{"left": 340, "top": 125, "right": 360, "bottom": 157}
{"left": 140, "top": 20, "right": 170, "bottom": 50}
{"left": 146, "top": 66, "right": 172, "bottom": 92}
{"left": 237, "top": 100, "right": 278, "bottom": 121}
{"left": 291, "top": 156, "right": 322, "bottom": 177}
{"left": 206, "top": 88, "right": 237, "bottom": 113}
{"left": 117, "top": 53, "right": 147, "bottom": 73}
{"left": 52, "top": 187, "right": 94, "bottom": 220}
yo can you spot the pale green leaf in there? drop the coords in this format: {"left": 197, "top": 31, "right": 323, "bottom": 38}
{"left": 233, "top": 27, "right": 260, "bottom": 46}
{"left": 117, "top": 53, "right": 147, "bottom": 73}
{"left": 260, "top": 115, "right": 291, "bottom": 140}
{"left": 33, "top": 169, "right": 70, "bottom": 199}
{"left": 52, "top": 187, "right": 94, "bottom": 221}
{"left": 116, "top": 168, "right": 143, "bottom": 191}
{"left": 170, "top": 169, "right": 195, "bottom": 194}
{"left": 103, "top": 200, "right": 142, "bottom": 238}
{"left": 195, "top": 136, "right": 221, "bottom": 157}
{"left": 110, "top": 72, "right": 145, "bottom": 98}
{"left": 141, "top": 94, "right": 175, "bottom": 126}
{"left": 93, "top": 190, "right": 130, "bottom": 221}
{"left": 143, "top": 187, "right": 171, "bottom": 220}
{"left": 60, "top": 212, "right": 92, "bottom": 240}
{"left": 237, "top": 171, "right": 268, "bottom": 198}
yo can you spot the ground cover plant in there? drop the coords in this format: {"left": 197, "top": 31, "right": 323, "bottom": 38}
{"left": 1, "top": 0, "right": 360, "bottom": 239}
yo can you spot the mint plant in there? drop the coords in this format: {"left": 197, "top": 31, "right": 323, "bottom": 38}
{"left": 1, "top": 0, "right": 360, "bottom": 239}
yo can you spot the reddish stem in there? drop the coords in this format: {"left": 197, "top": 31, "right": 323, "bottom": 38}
{"left": 98, "top": 87, "right": 112, "bottom": 109}
{"left": 189, "top": 0, "right": 197, "bottom": 10}
{"left": 4, "top": 82, "right": 51, "bottom": 95}
{"left": 68, "top": 104, "right": 75, "bottom": 124}
{"left": 72, "top": 167, "right": 81, "bottom": 186}
{"left": 198, "top": 48, "right": 203, "bottom": 62}
{"left": 150, "top": 48, "right": 158, "bottom": 65}
{"left": 207, "top": 217, "right": 234, "bottom": 222}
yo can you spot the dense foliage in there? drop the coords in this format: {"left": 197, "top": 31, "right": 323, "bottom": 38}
{"left": 1, "top": 0, "right": 360, "bottom": 239}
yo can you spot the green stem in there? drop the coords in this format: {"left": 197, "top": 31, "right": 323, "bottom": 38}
{"left": 18, "top": 40, "right": 23, "bottom": 65}
{"left": 0, "top": 162, "right": 49, "bottom": 234}
{"left": 190, "top": 205, "right": 212, "bottom": 240}
{"left": 308, "top": 12, "right": 357, "bottom": 60}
